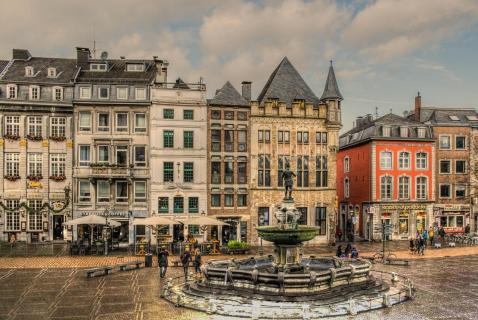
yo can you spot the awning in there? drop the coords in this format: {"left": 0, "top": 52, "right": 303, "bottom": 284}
{"left": 64, "top": 215, "right": 121, "bottom": 227}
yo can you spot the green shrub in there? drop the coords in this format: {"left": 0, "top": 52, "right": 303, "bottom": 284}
{"left": 227, "top": 240, "right": 250, "bottom": 250}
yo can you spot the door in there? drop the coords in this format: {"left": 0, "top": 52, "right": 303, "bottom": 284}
{"left": 53, "top": 215, "right": 64, "bottom": 240}
{"left": 173, "top": 224, "right": 184, "bottom": 242}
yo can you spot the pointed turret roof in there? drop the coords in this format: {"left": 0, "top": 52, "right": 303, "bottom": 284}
{"left": 320, "top": 61, "right": 343, "bottom": 101}
{"left": 257, "top": 57, "right": 320, "bottom": 106}
{"left": 208, "top": 81, "right": 250, "bottom": 107}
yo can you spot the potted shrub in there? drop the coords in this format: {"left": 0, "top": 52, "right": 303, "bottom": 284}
{"left": 227, "top": 240, "right": 250, "bottom": 254}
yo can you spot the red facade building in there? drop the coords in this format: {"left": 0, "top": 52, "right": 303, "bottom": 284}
{"left": 337, "top": 114, "right": 435, "bottom": 241}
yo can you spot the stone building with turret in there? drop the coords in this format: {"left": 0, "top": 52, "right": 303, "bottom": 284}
{"left": 250, "top": 58, "right": 342, "bottom": 245}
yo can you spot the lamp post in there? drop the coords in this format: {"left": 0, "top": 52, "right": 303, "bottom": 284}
{"left": 103, "top": 208, "right": 111, "bottom": 256}
{"left": 259, "top": 215, "right": 265, "bottom": 256}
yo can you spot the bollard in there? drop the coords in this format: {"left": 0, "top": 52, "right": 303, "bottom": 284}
{"left": 207, "top": 298, "right": 217, "bottom": 315}
{"left": 391, "top": 272, "right": 399, "bottom": 284}
{"left": 382, "top": 293, "right": 391, "bottom": 307}
{"left": 347, "top": 299, "right": 357, "bottom": 315}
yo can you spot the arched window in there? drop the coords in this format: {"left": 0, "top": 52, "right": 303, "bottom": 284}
{"left": 344, "top": 178, "right": 350, "bottom": 198}
{"left": 380, "top": 151, "right": 392, "bottom": 169}
{"left": 344, "top": 157, "right": 350, "bottom": 173}
{"left": 416, "top": 176, "right": 427, "bottom": 199}
{"left": 398, "top": 151, "right": 410, "bottom": 169}
{"left": 380, "top": 176, "right": 393, "bottom": 199}
{"left": 416, "top": 152, "right": 427, "bottom": 169}
{"left": 398, "top": 176, "right": 410, "bottom": 199}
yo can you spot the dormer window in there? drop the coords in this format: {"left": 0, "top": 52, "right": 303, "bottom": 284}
{"left": 417, "top": 127, "right": 426, "bottom": 138}
{"left": 53, "top": 86, "right": 63, "bottom": 101}
{"left": 6, "top": 84, "right": 17, "bottom": 99}
{"left": 449, "top": 115, "right": 460, "bottom": 121}
{"left": 25, "top": 67, "right": 34, "bottom": 77}
{"left": 47, "top": 67, "right": 57, "bottom": 78}
{"left": 382, "top": 126, "right": 391, "bottom": 137}
{"left": 29, "top": 85, "right": 40, "bottom": 100}
{"left": 126, "top": 63, "right": 145, "bottom": 72}
{"left": 400, "top": 126, "right": 408, "bottom": 138}
{"left": 90, "top": 63, "right": 107, "bottom": 71}
{"left": 98, "top": 87, "right": 109, "bottom": 99}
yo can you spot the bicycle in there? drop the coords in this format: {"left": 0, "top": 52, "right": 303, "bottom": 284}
{"left": 372, "top": 250, "right": 397, "bottom": 263}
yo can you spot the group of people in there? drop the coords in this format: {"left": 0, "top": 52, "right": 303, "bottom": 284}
{"left": 409, "top": 225, "right": 449, "bottom": 255}
{"left": 157, "top": 246, "right": 202, "bottom": 279}
{"left": 336, "top": 243, "right": 359, "bottom": 258}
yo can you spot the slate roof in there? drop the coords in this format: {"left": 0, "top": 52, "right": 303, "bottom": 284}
{"left": 257, "top": 57, "right": 320, "bottom": 106}
{"left": 340, "top": 113, "right": 434, "bottom": 149}
{"left": 0, "top": 57, "right": 77, "bottom": 84}
{"left": 0, "top": 60, "right": 9, "bottom": 74}
{"left": 76, "top": 59, "right": 156, "bottom": 84}
{"left": 320, "top": 62, "right": 343, "bottom": 101}
{"left": 208, "top": 81, "right": 249, "bottom": 107}
{"left": 409, "top": 107, "right": 478, "bottom": 126}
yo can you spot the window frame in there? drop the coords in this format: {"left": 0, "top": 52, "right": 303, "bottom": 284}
{"left": 163, "top": 162, "right": 174, "bottom": 182}
{"left": 98, "top": 87, "right": 109, "bottom": 99}
{"left": 183, "top": 131, "right": 194, "bottom": 148}
{"left": 78, "top": 180, "right": 91, "bottom": 202}
{"left": 380, "top": 151, "right": 393, "bottom": 170}
{"left": 158, "top": 197, "right": 169, "bottom": 213}
{"left": 439, "top": 159, "right": 451, "bottom": 174}
{"left": 4, "top": 115, "right": 20, "bottom": 137}
{"left": 78, "top": 112, "right": 92, "bottom": 132}
{"left": 134, "top": 145, "right": 146, "bottom": 167}
{"left": 7, "top": 84, "right": 17, "bottom": 99}
{"left": 97, "top": 113, "right": 110, "bottom": 132}
{"left": 78, "top": 145, "right": 91, "bottom": 167}
{"left": 439, "top": 184, "right": 452, "bottom": 199}
{"left": 163, "top": 130, "right": 174, "bottom": 148}
{"left": 116, "top": 86, "right": 128, "bottom": 100}
{"left": 29, "top": 85, "right": 40, "bottom": 100}
{"left": 50, "top": 117, "right": 66, "bottom": 138}
{"left": 5, "top": 153, "right": 20, "bottom": 176}
{"left": 398, "top": 151, "right": 410, "bottom": 170}
{"left": 27, "top": 153, "right": 42, "bottom": 176}
{"left": 53, "top": 86, "right": 63, "bottom": 101}
{"left": 134, "top": 113, "right": 146, "bottom": 133}
{"left": 380, "top": 175, "right": 393, "bottom": 200}
{"left": 115, "top": 181, "right": 129, "bottom": 203}
{"left": 50, "top": 153, "right": 66, "bottom": 177}
{"left": 183, "top": 162, "right": 194, "bottom": 183}
{"left": 416, "top": 152, "right": 428, "bottom": 170}
{"left": 97, "top": 180, "right": 110, "bottom": 203}
{"left": 455, "top": 160, "right": 466, "bottom": 174}
{"left": 27, "top": 116, "right": 42, "bottom": 137}
{"left": 416, "top": 176, "right": 428, "bottom": 200}
{"left": 398, "top": 175, "right": 410, "bottom": 200}
{"left": 79, "top": 86, "right": 91, "bottom": 99}
{"left": 439, "top": 135, "right": 451, "bottom": 150}
{"left": 115, "top": 112, "right": 129, "bottom": 133}
{"left": 134, "top": 181, "right": 147, "bottom": 203}
{"left": 315, "top": 207, "right": 327, "bottom": 235}
{"left": 183, "top": 109, "right": 194, "bottom": 120}
{"left": 135, "top": 87, "right": 146, "bottom": 100}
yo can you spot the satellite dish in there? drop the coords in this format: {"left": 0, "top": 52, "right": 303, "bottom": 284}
{"left": 100, "top": 51, "right": 108, "bottom": 60}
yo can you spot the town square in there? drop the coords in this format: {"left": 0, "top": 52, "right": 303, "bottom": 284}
{"left": 1, "top": 0, "right": 478, "bottom": 319}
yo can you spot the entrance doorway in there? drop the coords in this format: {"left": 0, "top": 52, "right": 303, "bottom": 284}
{"left": 53, "top": 215, "right": 64, "bottom": 240}
{"left": 221, "top": 221, "right": 238, "bottom": 244}
{"left": 173, "top": 224, "right": 184, "bottom": 242}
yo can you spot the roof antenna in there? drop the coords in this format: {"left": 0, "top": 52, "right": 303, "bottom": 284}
{"left": 375, "top": 107, "right": 379, "bottom": 119}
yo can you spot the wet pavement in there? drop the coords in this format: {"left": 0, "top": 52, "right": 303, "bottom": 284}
{"left": 1, "top": 255, "right": 478, "bottom": 319}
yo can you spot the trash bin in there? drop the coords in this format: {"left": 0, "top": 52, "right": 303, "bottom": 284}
{"left": 145, "top": 253, "right": 153, "bottom": 268}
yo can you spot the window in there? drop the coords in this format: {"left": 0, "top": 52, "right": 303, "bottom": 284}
{"left": 158, "top": 197, "right": 169, "bottom": 213}
{"left": 237, "top": 111, "right": 247, "bottom": 120}
{"left": 5, "top": 153, "right": 19, "bottom": 176}
{"left": 28, "top": 116, "right": 42, "bottom": 137}
{"left": 278, "top": 130, "right": 290, "bottom": 144}
{"left": 115, "top": 146, "right": 128, "bottom": 166}
{"left": 5, "top": 116, "right": 20, "bottom": 137}
{"left": 258, "top": 130, "right": 270, "bottom": 143}
{"left": 315, "top": 207, "right": 327, "bottom": 235}
{"left": 127, "top": 64, "right": 145, "bottom": 71}
{"left": 316, "top": 155, "right": 328, "bottom": 187}
{"left": 211, "top": 130, "right": 221, "bottom": 151}
{"left": 28, "top": 200, "right": 42, "bottom": 231}
{"left": 297, "top": 131, "right": 309, "bottom": 144}
{"left": 135, "top": 88, "right": 146, "bottom": 100}
{"left": 224, "top": 111, "right": 234, "bottom": 120}
{"left": 382, "top": 126, "right": 391, "bottom": 137}
{"left": 316, "top": 132, "right": 328, "bottom": 144}
{"left": 467, "top": 115, "right": 478, "bottom": 121}
{"left": 456, "top": 160, "right": 466, "bottom": 174}
{"left": 440, "top": 160, "right": 451, "bottom": 174}
{"left": 224, "top": 194, "right": 234, "bottom": 207}
{"left": 29, "top": 86, "right": 40, "bottom": 100}
{"left": 344, "top": 178, "right": 350, "bottom": 198}
{"left": 134, "top": 146, "right": 146, "bottom": 167}
{"left": 116, "top": 113, "right": 128, "bottom": 132}
{"left": 163, "top": 109, "right": 174, "bottom": 119}
{"left": 398, "top": 152, "right": 410, "bottom": 169}
{"left": 400, "top": 126, "right": 408, "bottom": 137}
{"left": 163, "top": 130, "right": 174, "bottom": 148}
{"left": 416, "top": 177, "right": 427, "bottom": 200}
{"left": 416, "top": 152, "right": 427, "bottom": 169}
{"left": 417, "top": 127, "right": 426, "bottom": 138}
{"left": 380, "top": 151, "right": 392, "bottom": 169}
{"left": 79, "top": 87, "right": 91, "bottom": 99}
{"left": 133, "top": 113, "right": 146, "bottom": 133}
{"left": 237, "top": 194, "right": 247, "bottom": 207}
{"left": 173, "top": 197, "right": 184, "bottom": 213}
{"left": 211, "top": 110, "right": 221, "bottom": 119}
{"left": 50, "top": 154, "right": 66, "bottom": 176}
{"left": 97, "top": 180, "right": 110, "bottom": 203}
{"left": 163, "top": 162, "right": 174, "bottom": 182}
{"left": 344, "top": 157, "right": 350, "bottom": 173}
{"left": 297, "top": 156, "right": 309, "bottom": 187}
{"left": 380, "top": 176, "right": 393, "bottom": 200}
{"left": 188, "top": 197, "right": 199, "bottom": 213}
{"left": 98, "top": 113, "right": 109, "bottom": 132}
{"left": 184, "top": 131, "right": 194, "bottom": 148}
{"left": 79, "top": 112, "right": 92, "bottom": 131}
{"left": 46, "top": 67, "right": 56, "bottom": 78}
{"left": 79, "top": 145, "right": 90, "bottom": 167}
{"left": 258, "top": 154, "right": 271, "bottom": 187}
{"left": 211, "top": 194, "right": 221, "bottom": 207}
{"left": 456, "top": 185, "right": 466, "bottom": 198}
{"left": 117, "top": 87, "right": 128, "bottom": 100}
{"left": 134, "top": 181, "right": 146, "bottom": 202}
{"left": 238, "top": 162, "right": 247, "bottom": 184}
{"left": 5, "top": 200, "right": 20, "bottom": 231}
{"left": 116, "top": 181, "right": 128, "bottom": 203}
{"left": 455, "top": 136, "right": 466, "bottom": 150}
{"left": 278, "top": 156, "right": 289, "bottom": 187}
{"left": 184, "top": 162, "right": 194, "bottom": 182}
{"left": 98, "top": 87, "right": 109, "bottom": 99}
{"left": 258, "top": 207, "right": 270, "bottom": 226}
{"left": 53, "top": 87, "right": 63, "bottom": 101}
{"left": 98, "top": 145, "right": 109, "bottom": 163}
{"left": 79, "top": 181, "right": 91, "bottom": 202}
{"left": 398, "top": 176, "right": 410, "bottom": 199}
{"left": 440, "top": 135, "right": 451, "bottom": 149}
{"left": 224, "top": 161, "right": 234, "bottom": 184}
{"left": 50, "top": 117, "right": 66, "bottom": 138}
{"left": 25, "top": 66, "right": 34, "bottom": 76}
{"left": 90, "top": 63, "right": 107, "bottom": 71}
{"left": 440, "top": 184, "right": 451, "bottom": 198}
{"left": 7, "top": 85, "right": 17, "bottom": 99}
{"left": 28, "top": 153, "right": 42, "bottom": 176}
{"left": 211, "top": 162, "right": 221, "bottom": 184}
{"left": 449, "top": 115, "right": 460, "bottom": 121}
{"left": 237, "top": 130, "right": 247, "bottom": 152}
{"left": 297, "top": 207, "right": 308, "bottom": 225}
{"left": 183, "top": 110, "right": 194, "bottom": 120}
{"left": 224, "top": 130, "right": 234, "bottom": 152}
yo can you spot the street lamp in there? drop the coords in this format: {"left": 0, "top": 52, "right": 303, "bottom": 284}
{"left": 103, "top": 209, "right": 111, "bottom": 256}
{"left": 259, "top": 215, "right": 265, "bottom": 255}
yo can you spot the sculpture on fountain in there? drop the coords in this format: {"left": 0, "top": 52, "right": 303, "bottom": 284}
{"left": 281, "top": 165, "right": 296, "bottom": 200}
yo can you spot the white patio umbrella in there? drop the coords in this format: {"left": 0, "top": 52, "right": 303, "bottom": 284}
{"left": 132, "top": 216, "right": 178, "bottom": 226}
{"left": 64, "top": 215, "right": 121, "bottom": 227}
{"left": 178, "top": 216, "right": 229, "bottom": 226}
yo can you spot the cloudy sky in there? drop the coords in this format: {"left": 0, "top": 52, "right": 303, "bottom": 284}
{"left": 2, "top": 0, "right": 478, "bottom": 130}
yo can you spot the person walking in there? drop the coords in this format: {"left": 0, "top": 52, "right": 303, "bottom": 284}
{"left": 193, "top": 248, "right": 202, "bottom": 274}
{"left": 158, "top": 246, "right": 169, "bottom": 279}
{"left": 428, "top": 226, "right": 434, "bottom": 246}
{"left": 422, "top": 229, "right": 428, "bottom": 247}
{"left": 418, "top": 237, "right": 425, "bottom": 255}
{"left": 181, "top": 250, "right": 191, "bottom": 280}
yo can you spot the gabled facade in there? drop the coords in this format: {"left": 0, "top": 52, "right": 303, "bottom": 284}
{"left": 338, "top": 113, "right": 435, "bottom": 241}
{"left": 0, "top": 49, "right": 77, "bottom": 243}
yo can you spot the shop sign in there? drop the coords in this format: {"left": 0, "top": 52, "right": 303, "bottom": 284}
{"left": 444, "top": 227, "right": 464, "bottom": 233}
{"left": 77, "top": 210, "right": 148, "bottom": 218}
{"left": 381, "top": 204, "right": 428, "bottom": 210}
{"left": 434, "top": 210, "right": 467, "bottom": 216}
{"left": 434, "top": 204, "right": 470, "bottom": 212}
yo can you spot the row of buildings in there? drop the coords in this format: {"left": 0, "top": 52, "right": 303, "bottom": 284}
{"left": 0, "top": 48, "right": 342, "bottom": 246}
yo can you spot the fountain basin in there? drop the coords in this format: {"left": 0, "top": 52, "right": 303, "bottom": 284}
{"left": 256, "top": 226, "right": 320, "bottom": 245}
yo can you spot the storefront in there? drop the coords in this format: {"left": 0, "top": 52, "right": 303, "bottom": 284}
{"left": 433, "top": 204, "right": 470, "bottom": 233}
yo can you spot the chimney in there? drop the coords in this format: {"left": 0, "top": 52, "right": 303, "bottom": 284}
{"left": 76, "top": 47, "right": 91, "bottom": 68}
{"left": 12, "top": 49, "right": 31, "bottom": 60}
{"left": 154, "top": 58, "right": 168, "bottom": 84}
{"left": 356, "top": 116, "right": 364, "bottom": 128}
{"left": 241, "top": 81, "right": 252, "bottom": 101}
{"left": 414, "top": 92, "right": 421, "bottom": 122}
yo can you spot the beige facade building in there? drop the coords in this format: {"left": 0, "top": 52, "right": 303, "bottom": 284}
{"left": 250, "top": 58, "right": 342, "bottom": 245}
